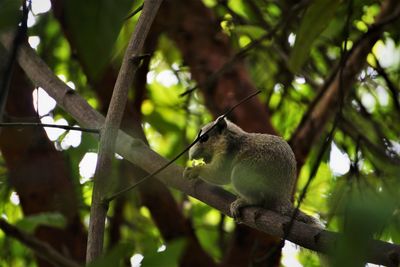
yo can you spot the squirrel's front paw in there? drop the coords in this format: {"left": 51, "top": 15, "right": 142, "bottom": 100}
{"left": 183, "top": 167, "right": 200, "bottom": 180}
{"left": 230, "top": 198, "right": 249, "bottom": 220}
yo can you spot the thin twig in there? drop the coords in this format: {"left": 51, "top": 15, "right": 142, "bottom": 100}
{"left": 0, "top": 0, "right": 29, "bottom": 121}
{"left": 0, "top": 31, "right": 398, "bottom": 265}
{"left": 124, "top": 3, "right": 144, "bottom": 20}
{"left": 106, "top": 90, "right": 261, "bottom": 201}
{"left": 86, "top": 0, "right": 164, "bottom": 262}
{"left": 263, "top": 2, "right": 354, "bottom": 263}
{"left": 288, "top": 116, "right": 338, "bottom": 232}
{"left": 283, "top": 0, "right": 352, "bottom": 243}
{"left": 179, "top": 27, "right": 280, "bottom": 97}
{"left": 289, "top": 0, "right": 400, "bottom": 166}
{"left": 373, "top": 55, "right": 400, "bottom": 112}
{"left": 0, "top": 219, "right": 82, "bottom": 267}
{"left": 179, "top": 0, "right": 306, "bottom": 97}
{"left": 0, "top": 122, "right": 99, "bottom": 133}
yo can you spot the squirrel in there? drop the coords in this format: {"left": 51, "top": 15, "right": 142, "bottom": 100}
{"left": 183, "top": 117, "right": 321, "bottom": 226}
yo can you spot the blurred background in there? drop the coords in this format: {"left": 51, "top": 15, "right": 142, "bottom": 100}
{"left": 0, "top": 0, "right": 399, "bottom": 266}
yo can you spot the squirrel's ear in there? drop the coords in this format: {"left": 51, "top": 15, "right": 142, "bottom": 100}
{"left": 215, "top": 116, "right": 227, "bottom": 133}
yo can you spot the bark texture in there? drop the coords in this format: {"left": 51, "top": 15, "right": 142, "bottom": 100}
{"left": 0, "top": 49, "right": 86, "bottom": 266}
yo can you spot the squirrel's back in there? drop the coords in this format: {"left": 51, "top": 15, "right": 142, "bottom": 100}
{"left": 185, "top": 118, "right": 321, "bottom": 225}
{"left": 224, "top": 123, "right": 297, "bottom": 183}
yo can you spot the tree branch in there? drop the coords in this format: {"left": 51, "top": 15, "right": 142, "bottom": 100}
{"left": 106, "top": 91, "right": 260, "bottom": 201}
{"left": 1, "top": 29, "right": 399, "bottom": 266}
{"left": 156, "top": 0, "right": 276, "bottom": 134}
{"left": 373, "top": 56, "right": 400, "bottom": 112}
{"left": 289, "top": 0, "right": 400, "bottom": 167}
{"left": 86, "top": 0, "right": 163, "bottom": 262}
{"left": 0, "top": 219, "right": 82, "bottom": 267}
{"left": 0, "top": 0, "right": 28, "bottom": 121}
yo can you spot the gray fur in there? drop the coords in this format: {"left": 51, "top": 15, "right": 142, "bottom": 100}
{"left": 184, "top": 118, "right": 321, "bottom": 226}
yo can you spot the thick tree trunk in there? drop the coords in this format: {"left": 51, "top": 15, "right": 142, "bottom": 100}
{"left": 0, "top": 49, "right": 86, "bottom": 266}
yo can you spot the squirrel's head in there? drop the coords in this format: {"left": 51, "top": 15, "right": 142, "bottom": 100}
{"left": 188, "top": 117, "right": 243, "bottom": 163}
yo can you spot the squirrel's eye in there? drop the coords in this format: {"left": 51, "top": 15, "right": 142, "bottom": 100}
{"left": 199, "top": 134, "right": 209, "bottom": 143}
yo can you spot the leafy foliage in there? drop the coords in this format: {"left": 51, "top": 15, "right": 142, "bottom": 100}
{"left": 16, "top": 213, "right": 66, "bottom": 234}
{"left": 0, "top": 0, "right": 21, "bottom": 31}
{"left": 64, "top": 0, "right": 134, "bottom": 79}
{"left": 289, "top": 0, "right": 341, "bottom": 72}
{"left": 0, "top": 0, "right": 399, "bottom": 266}
{"left": 141, "top": 239, "right": 186, "bottom": 267}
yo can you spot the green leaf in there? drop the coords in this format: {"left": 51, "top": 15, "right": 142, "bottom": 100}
{"left": 390, "top": 223, "right": 400, "bottom": 244}
{"left": 330, "top": 190, "right": 394, "bottom": 267}
{"left": 141, "top": 239, "right": 186, "bottom": 267}
{"left": 65, "top": 0, "right": 133, "bottom": 79}
{"left": 145, "top": 110, "right": 181, "bottom": 135}
{"left": 235, "top": 25, "right": 266, "bottom": 39}
{"left": 16, "top": 212, "right": 66, "bottom": 233}
{"left": 228, "top": 0, "right": 253, "bottom": 20}
{"left": 0, "top": 0, "right": 20, "bottom": 31}
{"left": 298, "top": 248, "right": 320, "bottom": 267}
{"left": 289, "top": 0, "right": 341, "bottom": 72}
{"left": 88, "top": 243, "right": 135, "bottom": 267}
